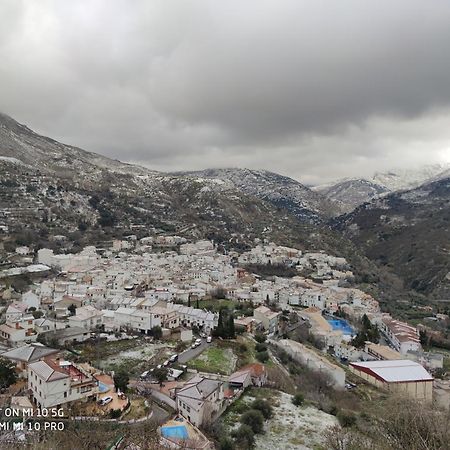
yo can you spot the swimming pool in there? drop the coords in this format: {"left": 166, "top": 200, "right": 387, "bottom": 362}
{"left": 161, "top": 425, "right": 189, "bottom": 440}
{"left": 327, "top": 318, "right": 354, "bottom": 335}
{"left": 98, "top": 381, "right": 111, "bottom": 393}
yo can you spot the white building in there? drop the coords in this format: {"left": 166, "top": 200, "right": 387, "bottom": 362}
{"left": 28, "top": 359, "right": 99, "bottom": 408}
{"left": 68, "top": 305, "right": 104, "bottom": 330}
{"left": 176, "top": 375, "right": 224, "bottom": 427}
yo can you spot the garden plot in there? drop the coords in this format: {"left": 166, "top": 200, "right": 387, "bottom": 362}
{"left": 187, "top": 346, "right": 237, "bottom": 375}
{"left": 98, "top": 342, "right": 174, "bottom": 375}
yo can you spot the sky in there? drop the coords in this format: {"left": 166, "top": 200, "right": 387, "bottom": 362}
{"left": 1, "top": 0, "right": 450, "bottom": 185}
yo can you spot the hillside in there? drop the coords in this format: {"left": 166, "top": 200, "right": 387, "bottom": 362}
{"left": 315, "top": 164, "right": 449, "bottom": 212}
{"left": 332, "top": 178, "right": 450, "bottom": 300}
{"left": 174, "top": 168, "right": 342, "bottom": 223}
{"left": 0, "top": 113, "right": 378, "bottom": 285}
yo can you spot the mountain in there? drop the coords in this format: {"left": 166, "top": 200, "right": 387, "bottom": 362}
{"left": 314, "top": 164, "right": 449, "bottom": 212}
{"left": 313, "top": 178, "right": 389, "bottom": 213}
{"left": 0, "top": 112, "right": 154, "bottom": 179}
{"left": 332, "top": 177, "right": 450, "bottom": 300}
{"left": 174, "top": 168, "right": 343, "bottom": 223}
{"left": 0, "top": 113, "right": 377, "bottom": 282}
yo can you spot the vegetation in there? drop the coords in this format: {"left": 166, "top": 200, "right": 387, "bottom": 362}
{"left": 292, "top": 392, "right": 304, "bottom": 407}
{"left": 255, "top": 350, "right": 269, "bottom": 363}
{"left": 251, "top": 399, "right": 272, "bottom": 419}
{"left": 151, "top": 325, "right": 162, "bottom": 340}
{"left": 113, "top": 370, "right": 129, "bottom": 392}
{"left": 0, "top": 358, "right": 18, "bottom": 389}
{"left": 351, "top": 314, "right": 380, "bottom": 348}
{"left": 214, "top": 308, "right": 236, "bottom": 339}
{"left": 240, "top": 409, "right": 265, "bottom": 434}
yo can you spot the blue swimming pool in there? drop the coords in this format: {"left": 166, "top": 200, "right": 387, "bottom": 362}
{"left": 327, "top": 318, "right": 354, "bottom": 335}
{"left": 161, "top": 425, "right": 189, "bottom": 440}
{"left": 98, "top": 382, "right": 110, "bottom": 393}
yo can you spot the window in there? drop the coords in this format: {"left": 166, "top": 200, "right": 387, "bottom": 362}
{"left": 64, "top": 392, "right": 67, "bottom": 398}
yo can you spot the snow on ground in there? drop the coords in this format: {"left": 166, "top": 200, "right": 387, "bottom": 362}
{"left": 254, "top": 392, "right": 338, "bottom": 450}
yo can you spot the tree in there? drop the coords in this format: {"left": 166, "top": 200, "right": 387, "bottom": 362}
{"left": 255, "top": 343, "right": 267, "bottom": 352}
{"left": 68, "top": 303, "right": 77, "bottom": 316}
{"left": 153, "top": 367, "right": 168, "bottom": 386}
{"left": 32, "top": 310, "right": 44, "bottom": 319}
{"left": 292, "top": 392, "right": 304, "bottom": 407}
{"left": 251, "top": 399, "right": 272, "bottom": 419}
{"left": 227, "top": 313, "right": 235, "bottom": 339}
{"left": 256, "top": 350, "right": 269, "bottom": 363}
{"left": 232, "top": 424, "right": 254, "bottom": 449}
{"left": 240, "top": 409, "right": 265, "bottom": 434}
{"left": 255, "top": 333, "right": 266, "bottom": 343}
{"left": 114, "top": 370, "right": 129, "bottom": 392}
{"left": 0, "top": 358, "right": 18, "bottom": 389}
{"left": 219, "top": 436, "right": 234, "bottom": 450}
{"left": 151, "top": 326, "right": 162, "bottom": 340}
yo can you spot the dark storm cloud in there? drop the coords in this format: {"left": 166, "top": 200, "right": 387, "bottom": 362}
{"left": 0, "top": 0, "right": 449, "bottom": 184}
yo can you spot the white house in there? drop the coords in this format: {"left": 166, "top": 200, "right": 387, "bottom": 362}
{"left": 28, "top": 359, "right": 99, "bottom": 408}
{"left": 176, "top": 375, "right": 224, "bottom": 427}
{"left": 68, "top": 306, "right": 104, "bottom": 331}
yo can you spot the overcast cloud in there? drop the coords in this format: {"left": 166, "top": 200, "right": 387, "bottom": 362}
{"left": 1, "top": 0, "right": 450, "bottom": 184}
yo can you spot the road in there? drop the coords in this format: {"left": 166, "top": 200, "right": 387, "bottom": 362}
{"left": 177, "top": 338, "right": 209, "bottom": 364}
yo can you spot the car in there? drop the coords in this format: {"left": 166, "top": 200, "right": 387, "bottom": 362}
{"left": 195, "top": 338, "right": 202, "bottom": 344}
{"left": 98, "top": 396, "right": 113, "bottom": 406}
{"left": 169, "top": 354, "right": 178, "bottom": 363}
{"left": 156, "top": 364, "right": 162, "bottom": 369}
{"left": 206, "top": 336, "right": 212, "bottom": 343}
{"left": 191, "top": 343, "right": 197, "bottom": 349}
{"left": 140, "top": 370, "right": 149, "bottom": 380}
{"left": 200, "top": 332, "right": 206, "bottom": 338}
{"left": 163, "top": 360, "right": 170, "bottom": 367}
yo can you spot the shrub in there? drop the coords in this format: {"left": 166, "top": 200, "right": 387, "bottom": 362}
{"left": 109, "top": 409, "right": 122, "bottom": 419}
{"left": 232, "top": 424, "right": 254, "bottom": 449}
{"left": 219, "top": 436, "right": 234, "bottom": 450}
{"left": 337, "top": 411, "right": 357, "bottom": 428}
{"left": 255, "top": 343, "right": 267, "bottom": 352}
{"left": 256, "top": 350, "right": 269, "bottom": 363}
{"left": 255, "top": 333, "right": 266, "bottom": 343}
{"left": 240, "top": 409, "right": 265, "bottom": 434}
{"left": 292, "top": 393, "right": 304, "bottom": 407}
{"left": 251, "top": 399, "right": 272, "bottom": 419}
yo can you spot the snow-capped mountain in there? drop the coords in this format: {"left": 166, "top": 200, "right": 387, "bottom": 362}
{"left": 174, "top": 168, "right": 343, "bottom": 223}
{"left": 314, "top": 164, "right": 450, "bottom": 212}
{"left": 371, "top": 164, "right": 449, "bottom": 191}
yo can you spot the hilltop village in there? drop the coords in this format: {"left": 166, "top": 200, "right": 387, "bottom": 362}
{"left": 0, "top": 236, "right": 448, "bottom": 448}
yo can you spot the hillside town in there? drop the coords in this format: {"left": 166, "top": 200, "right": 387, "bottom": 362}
{"left": 0, "top": 235, "right": 448, "bottom": 448}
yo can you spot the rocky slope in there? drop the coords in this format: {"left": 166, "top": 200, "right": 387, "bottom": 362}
{"left": 174, "top": 168, "right": 342, "bottom": 223}
{"left": 332, "top": 177, "right": 450, "bottom": 299}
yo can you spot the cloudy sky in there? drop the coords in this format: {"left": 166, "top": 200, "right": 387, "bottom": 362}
{"left": 1, "top": 0, "right": 450, "bottom": 185}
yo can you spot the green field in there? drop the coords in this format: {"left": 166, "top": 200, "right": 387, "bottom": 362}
{"left": 188, "top": 346, "right": 236, "bottom": 375}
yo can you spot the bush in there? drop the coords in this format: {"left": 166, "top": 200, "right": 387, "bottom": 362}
{"left": 240, "top": 409, "right": 265, "bottom": 434}
{"left": 233, "top": 401, "right": 250, "bottom": 414}
{"left": 255, "top": 333, "right": 267, "bottom": 343}
{"left": 337, "top": 411, "right": 357, "bottom": 428}
{"left": 251, "top": 399, "right": 272, "bottom": 419}
{"left": 292, "top": 393, "right": 304, "bottom": 407}
{"left": 109, "top": 409, "right": 122, "bottom": 419}
{"left": 219, "top": 436, "right": 234, "bottom": 450}
{"left": 255, "top": 343, "right": 267, "bottom": 353}
{"left": 232, "top": 424, "right": 254, "bottom": 449}
{"left": 256, "top": 350, "right": 269, "bottom": 363}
